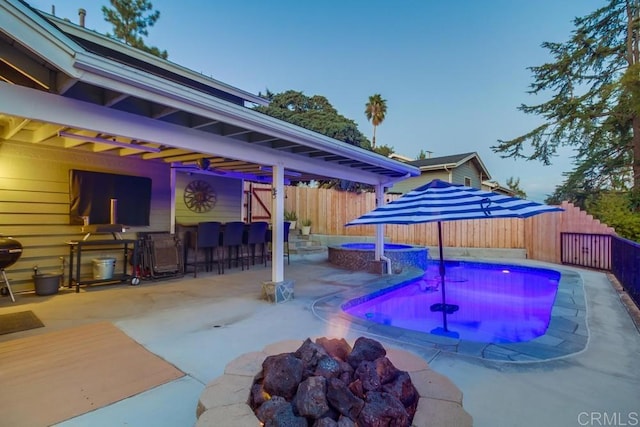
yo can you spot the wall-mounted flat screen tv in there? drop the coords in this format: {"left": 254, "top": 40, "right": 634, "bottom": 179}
{"left": 69, "top": 169, "right": 152, "bottom": 226}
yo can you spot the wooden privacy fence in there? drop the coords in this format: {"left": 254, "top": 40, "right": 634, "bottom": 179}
{"left": 247, "top": 183, "right": 617, "bottom": 264}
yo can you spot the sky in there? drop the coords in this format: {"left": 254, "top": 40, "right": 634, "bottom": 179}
{"left": 26, "top": 0, "right": 606, "bottom": 202}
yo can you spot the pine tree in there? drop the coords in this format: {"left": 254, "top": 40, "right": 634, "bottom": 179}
{"left": 102, "top": 0, "right": 168, "bottom": 59}
{"left": 493, "top": 0, "right": 640, "bottom": 205}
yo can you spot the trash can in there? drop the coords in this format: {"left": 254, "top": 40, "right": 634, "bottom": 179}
{"left": 92, "top": 257, "right": 116, "bottom": 280}
{"left": 33, "top": 273, "right": 61, "bottom": 296}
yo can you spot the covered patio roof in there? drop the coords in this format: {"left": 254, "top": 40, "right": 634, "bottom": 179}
{"left": 0, "top": 0, "right": 419, "bottom": 185}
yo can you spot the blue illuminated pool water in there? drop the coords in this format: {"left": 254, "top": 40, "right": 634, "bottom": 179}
{"left": 342, "top": 260, "right": 561, "bottom": 343}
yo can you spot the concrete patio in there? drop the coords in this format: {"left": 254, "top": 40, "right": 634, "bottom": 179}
{"left": 0, "top": 252, "right": 639, "bottom": 426}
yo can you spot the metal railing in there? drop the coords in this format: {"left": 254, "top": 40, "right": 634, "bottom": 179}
{"left": 560, "top": 232, "right": 639, "bottom": 309}
{"left": 611, "top": 236, "right": 640, "bottom": 309}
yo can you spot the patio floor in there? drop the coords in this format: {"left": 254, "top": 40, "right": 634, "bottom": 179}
{"left": 0, "top": 252, "right": 638, "bottom": 426}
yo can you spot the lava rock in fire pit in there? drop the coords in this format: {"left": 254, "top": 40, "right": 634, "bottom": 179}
{"left": 249, "top": 337, "right": 419, "bottom": 427}
{"left": 347, "top": 337, "right": 387, "bottom": 369}
{"left": 261, "top": 353, "right": 303, "bottom": 400}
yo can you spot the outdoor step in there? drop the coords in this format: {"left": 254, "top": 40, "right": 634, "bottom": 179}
{"left": 289, "top": 233, "right": 318, "bottom": 243}
{"left": 289, "top": 245, "right": 327, "bottom": 255}
{"left": 289, "top": 238, "right": 319, "bottom": 246}
{"left": 287, "top": 231, "right": 325, "bottom": 254}
{"left": 289, "top": 238, "right": 322, "bottom": 248}
{"left": 288, "top": 232, "right": 312, "bottom": 240}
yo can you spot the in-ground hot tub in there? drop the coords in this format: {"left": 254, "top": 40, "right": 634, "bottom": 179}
{"left": 328, "top": 242, "right": 428, "bottom": 273}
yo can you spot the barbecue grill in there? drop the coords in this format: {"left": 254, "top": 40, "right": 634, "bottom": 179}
{"left": 0, "top": 236, "right": 23, "bottom": 302}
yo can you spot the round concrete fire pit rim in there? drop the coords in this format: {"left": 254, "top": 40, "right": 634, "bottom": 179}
{"left": 195, "top": 338, "right": 473, "bottom": 427}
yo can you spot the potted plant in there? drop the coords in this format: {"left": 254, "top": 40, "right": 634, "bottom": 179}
{"left": 300, "top": 218, "right": 312, "bottom": 236}
{"left": 284, "top": 210, "right": 298, "bottom": 230}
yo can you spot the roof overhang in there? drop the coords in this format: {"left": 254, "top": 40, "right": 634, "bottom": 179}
{"left": 0, "top": 0, "right": 419, "bottom": 186}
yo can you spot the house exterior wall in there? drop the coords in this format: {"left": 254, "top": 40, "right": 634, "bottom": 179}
{"left": 451, "top": 162, "right": 483, "bottom": 188}
{"left": 388, "top": 171, "right": 449, "bottom": 194}
{"left": 174, "top": 173, "right": 243, "bottom": 225}
{"left": 0, "top": 141, "right": 171, "bottom": 291}
{"left": 389, "top": 159, "right": 488, "bottom": 194}
{"left": 173, "top": 172, "right": 244, "bottom": 262}
{"left": 0, "top": 141, "right": 227, "bottom": 292}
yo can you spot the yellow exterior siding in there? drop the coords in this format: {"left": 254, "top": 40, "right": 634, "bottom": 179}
{"left": 174, "top": 173, "right": 243, "bottom": 225}
{"left": 0, "top": 141, "right": 171, "bottom": 292}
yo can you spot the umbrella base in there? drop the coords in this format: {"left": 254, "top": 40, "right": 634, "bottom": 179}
{"left": 430, "top": 303, "right": 459, "bottom": 314}
{"left": 430, "top": 327, "right": 460, "bottom": 339}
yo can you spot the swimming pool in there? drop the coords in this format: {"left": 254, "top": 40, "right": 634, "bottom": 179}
{"left": 342, "top": 260, "right": 561, "bottom": 343}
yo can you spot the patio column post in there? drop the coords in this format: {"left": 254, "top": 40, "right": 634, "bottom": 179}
{"left": 271, "top": 163, "right": 285, "bottom": 283}
{"left": 375, "top": 184, "right": 384, "bottom": 261}
{"left": 170, "top": 167, "right": 176, "bottom": 234}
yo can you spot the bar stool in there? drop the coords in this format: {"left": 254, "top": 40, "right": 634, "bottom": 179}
{"left": 185, "top": 222, "right": 222, "bottom": 277}
{"left": 244, "top": 221, "right": 269, "bottom": 268}
{"left": 266, "top": 221, "right": 291, "bottom": 265}
{"left": 221, "top": 221, "right": 246, "bottom": 272}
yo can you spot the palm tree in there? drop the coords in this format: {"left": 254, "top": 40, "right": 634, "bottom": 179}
{"left": 365, "top": 94, "right": 387, "bottom": 149}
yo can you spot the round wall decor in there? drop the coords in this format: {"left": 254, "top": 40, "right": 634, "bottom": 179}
{"left": 184, "top": 180, "right": 217, "bottom": 213}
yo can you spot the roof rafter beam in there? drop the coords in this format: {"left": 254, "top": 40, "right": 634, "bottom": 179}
{"left": 142, "top": 147, "right": 190, "bottom": 159}
{"left": 163, "top": 153, "right": 209, "bottom": 162}
{"left": 68, "top": 53, "right": 417, "bottom": 182}
{"left": 0, "top": 41, "right": 51, "bottom": 89}
{"left": 103, "top": 90, "right": 129, "bottom": 107}
{"left": 0, "top": 59, "right": 45, "bottom": 89}
{"left": 224, "top": 129, "right": 252, "bottom": 138}
{"left": 270, "top": 140, "right": 300, "bottom": 150}
{"left": 247, "top": 134, "right": 278, "bottom": 144}
{"left": 151, "top": 105, "right": 179, "bottom": 119}
{"left": 32, "top": 122, "right": 65, "bottom": 141}
{"left": 0, "top": 117, "right": 29, "bottom": 139}
{"left": 191, "top": 117, "right": 219, "bottom": 129}
{"left": 208, "top": 160, "right": 252, "bottom": 168}
{"left": 0, "top": 83, "right": 405, "bottom": 185}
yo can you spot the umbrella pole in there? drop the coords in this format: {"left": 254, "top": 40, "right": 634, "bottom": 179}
{"left": 438, "top": 221, "right": 448, "bottom": 331}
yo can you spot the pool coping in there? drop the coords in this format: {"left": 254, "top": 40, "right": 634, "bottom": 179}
{"left": 311, "top": 260, "right": 588, "bottom": 363}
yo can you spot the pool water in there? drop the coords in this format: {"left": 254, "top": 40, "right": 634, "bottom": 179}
{"left": 342, "top": 260, "right": 561, "bottom": 343}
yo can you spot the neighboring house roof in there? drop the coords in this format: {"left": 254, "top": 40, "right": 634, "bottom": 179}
{"left": 388, "top": 153, "right": 414, "bottom": 162}
{"left": 482, "top": 180, "right": 516, "bottom": 196}
{"left": 406, "top": 152, "right": 491, "bottom": 180}
{"left": 0, "top": 0, "right": 419, "bottom": 186}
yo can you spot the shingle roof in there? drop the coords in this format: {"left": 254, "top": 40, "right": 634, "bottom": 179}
{"left": 408, "top": 152, "right": 477, "bottom": 168}
{"left": 399, "top": 151, "right": 491, "bottom": 180}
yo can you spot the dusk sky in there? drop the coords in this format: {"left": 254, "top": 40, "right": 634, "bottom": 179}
{"left": 27, "top": 0, "right": 606, "bottom": 201}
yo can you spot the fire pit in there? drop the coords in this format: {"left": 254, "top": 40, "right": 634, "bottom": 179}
{"left": 250, "top": 336, "right": 418, "bottom": 425}
{"left": 196, "top": 337, "right": 472, "bottom": 427}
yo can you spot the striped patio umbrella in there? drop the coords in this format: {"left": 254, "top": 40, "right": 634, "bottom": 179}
{"left": 346, "top": 179, "right": 563, "bottom": 336}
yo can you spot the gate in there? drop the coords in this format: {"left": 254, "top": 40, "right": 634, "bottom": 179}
{"left": 560, "top": 232, "right": 612, "bottom": 271}
{"left": 243, "top": 183, "right": 272, "bottom": 222}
